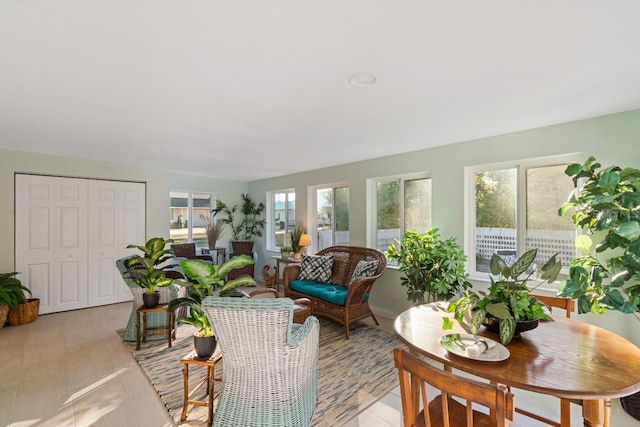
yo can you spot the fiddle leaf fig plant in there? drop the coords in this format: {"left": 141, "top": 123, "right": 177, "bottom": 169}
{"left": 558, "top": 156, "right": 640, "bottom": 320}
{"left": 385, "top": 228, "right": 471, "bottom": 304}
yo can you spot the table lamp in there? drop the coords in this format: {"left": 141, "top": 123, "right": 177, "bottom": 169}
{"left": 296, "top": 233, "right": 311, "bottom": 260}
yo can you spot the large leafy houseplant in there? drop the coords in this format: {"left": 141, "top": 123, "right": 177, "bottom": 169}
{"left": 447, "top": 249, "right": 562, "bottom": 345}
{"left": 0, "top": 272, "right": 32, "bottom": 310}
{"left": 213, "top": 194, "right": 266, "bottom": 241}
{"left": 385, "top": 228, "right": 471, "bottom": 304}
{"left": 167, "top": 254, "right": 256, "bottom": 337}
{"left": 125, "top": 237, "right": 175, "bottom": 294}
{"left": 558, "top": 156, "right": 640, "bottom": 320}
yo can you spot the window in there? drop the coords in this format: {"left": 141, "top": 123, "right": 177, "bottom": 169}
{"left": 368, "top": 173, "right": 432, "bottom": 254}
{"left": 267, "top": 189, "right": 295, "bottom": 251}
{"left": 467, "top": 157, "right": 577, "bottom": 278}
{"left": 169, "top": 191, "right": 213, "bottom": 247}
{"left": 311, "top": 184, "right": 349, "bottom": 251}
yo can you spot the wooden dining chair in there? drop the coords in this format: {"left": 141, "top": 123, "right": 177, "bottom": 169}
{"left": 394, "top": 347, "right": 514, "bottom": 427}
{"left": 516, "top": 295, "right": 576, "bottom": 427}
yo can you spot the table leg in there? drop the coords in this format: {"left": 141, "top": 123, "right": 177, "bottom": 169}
{"left": 142, "top": 312, "right": 148, "bottom": 343}
{"left": 136, "top": 311, "right": 141, "bottom": 350}
{"left": 582, "top": 399, "right": 606, "bottom": 427}
{"left": 167, "top": 310, "right": 173, "bottom": 348}
{"left": 208, "top": 364, "right": 214, "bottom": 426}
{"left": 181, "top": 362, "right": 189, "bottom": 422}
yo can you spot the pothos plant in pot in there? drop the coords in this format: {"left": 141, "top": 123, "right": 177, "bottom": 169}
{"left": 385, "top": 228, "right": 471, "bottom": 304}
{"left": 446, "top": 249, "right": 562, "bottom": 345}
{"left": 125, "top": 237, "right": 175, "bottom": 308}
{"left": 167, "top": 254, "right": 257, "bottom": 359}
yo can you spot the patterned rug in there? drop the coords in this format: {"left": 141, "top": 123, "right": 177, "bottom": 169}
{"left": 119, "top": 318, "right": 402, "bottom": 426}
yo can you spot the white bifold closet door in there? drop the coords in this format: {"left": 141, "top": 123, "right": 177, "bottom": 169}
{"left": 15, "top": 174, "right": 145, "bottom": 314}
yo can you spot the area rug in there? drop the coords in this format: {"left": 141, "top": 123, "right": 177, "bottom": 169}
{"left": 119, "top": 318, "right": 403, "bottom": 426}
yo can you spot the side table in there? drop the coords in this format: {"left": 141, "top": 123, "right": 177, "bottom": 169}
{"left": 135, "top": 304, "right": 175, "bottom": 350}
{"left": 180, "top": 348, "right": 223, "bottom": 426}
{"left": 270, "top": 255, "right": 301, "bottom": 292}
{"left": 201, "top": 247, "right": 226, "bottom": 264}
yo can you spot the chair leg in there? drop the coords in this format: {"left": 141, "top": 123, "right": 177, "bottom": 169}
{"left": 560, "top": 399, "right": 571, "bottom": 427}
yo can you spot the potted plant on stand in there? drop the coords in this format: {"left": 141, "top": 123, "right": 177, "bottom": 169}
{"left": 446, "top": 249, "right": 562, "bottom": 345}
{"left": 213, "top": 193, "right": 266, "bottom": 279}
{"left": 168, "top": 255, "right": 256, "bottom": 359}
{"left": 557, "top": 156, "right": 640, "bottom": 419}
{"left": 385, "top": 228, "right": 471, "bottom": 304}
{"left": 125, "top": 237, "right": 175, "bottom": 308}
{"left": 0, "top": 272, "right": 36, "bottom": 327}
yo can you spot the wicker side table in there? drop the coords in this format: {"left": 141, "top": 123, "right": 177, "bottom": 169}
{"left": 180, "top": 348, "right": 223, "bottom": 426}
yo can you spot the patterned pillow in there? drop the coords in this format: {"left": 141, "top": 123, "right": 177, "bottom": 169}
{"left": 348, "top": 259, "right": 379, "bottom": 287}
{"left": 298, "top": 255, "right": 334, "bottom": 283}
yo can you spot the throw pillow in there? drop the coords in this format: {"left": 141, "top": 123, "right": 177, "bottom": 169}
{"left": 298, "top": 255, "right": 334, "bottom": 283}
{"left": 348, "top": 259, "right": 379, "bottom": 287}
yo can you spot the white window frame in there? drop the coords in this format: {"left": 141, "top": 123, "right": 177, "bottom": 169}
{"left": 266, "top": 189, "right": 295, "bottom": 252}
{"left": 308, "top": 182, "right": 350, "bottom": 252}
{"left": 464, "top": 153, "right": 579, "bottom": 284}
{"left": 366, "top": 172, "right": 432, "bottom": 259}
{"left": 169, "top": 190, "right": 214, "bottom": 246}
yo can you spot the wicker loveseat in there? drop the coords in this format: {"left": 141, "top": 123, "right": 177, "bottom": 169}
{"left": 283, "top": 245, "right": 387, "bottom": 338}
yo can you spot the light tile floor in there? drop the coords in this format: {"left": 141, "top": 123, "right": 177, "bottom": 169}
{"left": 1, "top": 303, "right": 638, "bottom": 426}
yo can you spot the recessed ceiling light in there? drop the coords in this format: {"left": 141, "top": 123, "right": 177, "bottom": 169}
{"left": 348, "top": 72, "right": 376, "bottom": 87}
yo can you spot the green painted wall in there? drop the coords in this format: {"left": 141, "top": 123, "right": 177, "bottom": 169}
{"left": 1, "top": 109, "right": 639, "bottom": 340}
{"left": 0, "top": 148, "right": 247, "bottom": 273}
{"left": 248, "top": 109, "right": 640, "bottom": 340}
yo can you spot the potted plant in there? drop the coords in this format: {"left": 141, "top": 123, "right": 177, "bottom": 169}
{"left": 0, "top": 272, "right": 36, "bottom": 327}
{"left": 557, "top": 156, "right": 640, "bottom": 418}
{"left": 289, "top": 223, "right": 306, "bottom": 261}
{"left": 385, "top": 228, "right": 471, "bottom": 304}
{"left": 213, "top": 193, "right": 266, "bottom": 278}
{"left": 280, "top": 245, "right": 293, "bottom": 260}
{"left": 167, "top": 254, "right": 256, "bottom": 359}
{"left": 125, "top": 237, "right": 175, "bottom": 308}
{"left": 201, "top": 215, "right": 225, "bottom": 250}
{"left": 446, "top": 249, "right": 562, "bottom": 345}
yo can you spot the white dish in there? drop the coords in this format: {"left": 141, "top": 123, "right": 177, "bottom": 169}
{"left": 440, "top": 334, "right": 510, "bottom": 361}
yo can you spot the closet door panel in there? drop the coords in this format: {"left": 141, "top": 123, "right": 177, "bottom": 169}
{"left": 15, "top": 175, "right": 55, "bottom": 313}
{"left": 117, "top": 182, "right": 145, "bottom": 302}
{"left": 88, "top": 181, "right": 120, "bottom": 306}
{"left": 52, "top": 178, "right": 88, "bottom": 312}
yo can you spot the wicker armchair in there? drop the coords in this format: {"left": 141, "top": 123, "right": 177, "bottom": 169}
{"left": 203, "top": 297, "right": 319, "bottom": 427}
{"left": 171, "top": 242, "right": 214, "bottom": 262}
{"left": 283, "top": 245, "right": 386, "bottom": 338}
{"left": 115, "top": 256, "right": 180, "bottom": 342}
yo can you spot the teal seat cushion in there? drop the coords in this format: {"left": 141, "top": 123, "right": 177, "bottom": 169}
{"left": 290, "top": 280, "right": 369, "bottom": 306}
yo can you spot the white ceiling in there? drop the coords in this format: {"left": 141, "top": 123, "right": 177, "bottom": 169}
{"left": 2, "top": 1, "right": 640, "bottom": 182}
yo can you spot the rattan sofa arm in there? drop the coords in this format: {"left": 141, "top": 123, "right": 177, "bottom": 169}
{"left": 283, "top": 264, "right": 302, "bottom": 291}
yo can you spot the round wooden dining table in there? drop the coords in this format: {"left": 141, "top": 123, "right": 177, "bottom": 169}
{"left": 394, "top": 302, "right": 640, "bottom": 427}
